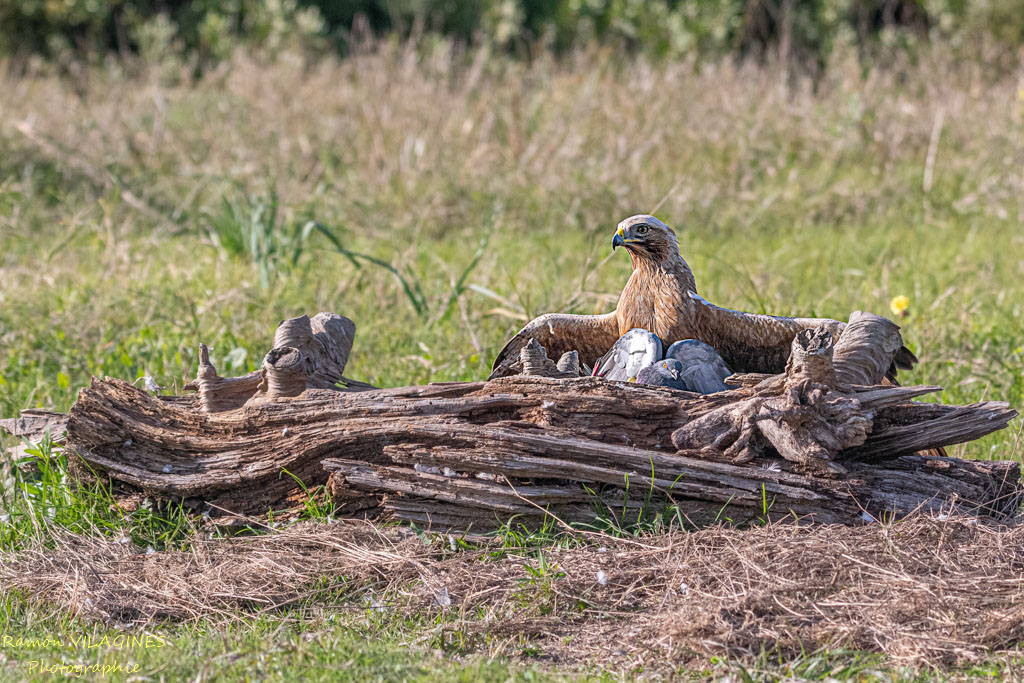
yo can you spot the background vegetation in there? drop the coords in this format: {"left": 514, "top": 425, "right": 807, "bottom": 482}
{"left": 3, "top": 41, "right": 1022, "bottom": 458}
{"left": 3, "top": 0, "right": 1024, "bottom": 74}
{"left": 2, "top": 2, "right": 1024, "bottom": 679}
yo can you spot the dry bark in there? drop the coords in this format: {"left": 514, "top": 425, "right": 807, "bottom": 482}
{"left": 61, "top": 373, "right": 1019, "bottom": 527}
{"left": 0, "top": 409, "right": 69, "bottom": 462}
{"left": 51, "top": 311, "right": 1018, "bottom": 529}
{"left": 0, "top": 410, "right": 69, "bottom": 443}
{"left": 2, "top": 310, "right": 1013, "bottom": 531}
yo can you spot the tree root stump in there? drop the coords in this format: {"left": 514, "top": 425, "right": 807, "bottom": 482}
{"left": 4, "top": 310, "right": 1009, "bottom": 531}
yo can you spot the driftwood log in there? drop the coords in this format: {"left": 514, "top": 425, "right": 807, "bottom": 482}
{"left": 10, "top": 310, "right": 1014, "bottom": 531}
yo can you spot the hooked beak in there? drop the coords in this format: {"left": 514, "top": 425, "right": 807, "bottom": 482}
{"left": 612, "top": 231, "right": 625, "bottom": 251}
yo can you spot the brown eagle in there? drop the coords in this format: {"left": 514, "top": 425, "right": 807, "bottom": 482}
{"left": 490, "top": 214, "right": 916, "bottom": 379}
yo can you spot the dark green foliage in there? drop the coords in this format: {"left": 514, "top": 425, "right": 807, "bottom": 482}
{"left": 2, "top": 0, "right": 1023, "bottom": 71}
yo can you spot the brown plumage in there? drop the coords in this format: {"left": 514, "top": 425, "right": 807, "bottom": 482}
{"left": 490, "top": 214, "right": 917, "bottom": 379}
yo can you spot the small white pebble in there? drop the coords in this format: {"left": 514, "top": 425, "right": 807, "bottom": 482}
{"left": 124, "top": 439, "right": 133, "bottom": 447}
{"left": 542, "top": 401, "right": 555, "bottom": 409}
{"left": 282, "top": 427, "right": 290, "bottom": 437}
{"left": 597, "top": 546, "right": 607, "bottom": 553}
{"left": 442, "top": 467, "right": 458, "bottom": 478}
{"left": 679, "top": 581, "right": 690, "bottom": 595}
{"left": 596, "top": 570, "right": 608, "bottom": 586}
{"left": 145, "top": 546, "right": 155, "bottom": 556}
{"left": 414, "top": 464, "right": 441, "bottom": 475}
{"left": 161, "top": 464, "right": 172, "bottom": 473}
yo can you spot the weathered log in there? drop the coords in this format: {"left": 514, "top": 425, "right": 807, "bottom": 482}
{"left": 0, "top": 409, "right": 69, "bottom": 462}
{"left": 832, "top": 310, "right": 907, "bottom": 385}
{"left": 9, "top": 310, "right": 1014, "bottom": 531}
{"left": 186, "top": 313, "right": 372, "bottom": 413}
{"left": 61, "top": 370, "right": 1019, "bottom": 528}
{"left": 0, "top": 410, "right": 69, "bottom": 443}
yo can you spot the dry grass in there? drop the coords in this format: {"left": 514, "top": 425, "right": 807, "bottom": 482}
{"left": 4, "top": 515, "right": 1024, "bottom": 671}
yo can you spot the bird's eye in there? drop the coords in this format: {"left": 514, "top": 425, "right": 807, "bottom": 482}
{"left": 636, "top": 225, "right": 649, "bottom": 236}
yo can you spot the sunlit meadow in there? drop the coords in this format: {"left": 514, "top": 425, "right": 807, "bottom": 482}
{"left": 2, "top": 42, "right": 1024, "bottom": 679}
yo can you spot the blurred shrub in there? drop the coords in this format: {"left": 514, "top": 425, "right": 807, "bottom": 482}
{"left": 1, "top": 0, "right": 1022, "bottom": 71}
{"left": 1, "top": 0, "right": 326, "bottom": 69}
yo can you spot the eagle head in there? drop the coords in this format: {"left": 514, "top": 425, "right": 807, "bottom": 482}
{"left": 612, "top": 215, "right": 680, "bottom": 264}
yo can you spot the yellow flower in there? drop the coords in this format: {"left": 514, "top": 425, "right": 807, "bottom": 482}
{"left": 890, "top": 295, "right": 910, "bottom": 318}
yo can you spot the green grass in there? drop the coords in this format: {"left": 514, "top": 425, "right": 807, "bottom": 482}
{"left": 0, "top": 595, "right": 593, "bottom": 682}
{"left": 2, "top": 43, "right": 1024, "bottom": 679}
{"left": 2, "top": 595, "right": 1021, "bottom": 681}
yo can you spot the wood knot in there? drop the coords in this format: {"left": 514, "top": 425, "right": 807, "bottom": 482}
{"left": 786, "top": 326, "right": 837, "bottom": 389}
{"left": 262, "top": 347, "right": 309, "bottom": 398}
{"left": 520, "top": 339, "right": 560, "bottom": 377}
{"left": 556, "top": 351, "right": 582, "bottom": 376}
{"left": 196, "top": 343, "right": 222, "bottom": 413}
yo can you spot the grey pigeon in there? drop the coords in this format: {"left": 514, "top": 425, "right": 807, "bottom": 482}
{"left": 664, "top": 339, "right": 732, "bottom": 394}
{"left": 592, "top": 329, "right": 663, "bottom": 382}
{"left": 636, "top": 359, "right": 688, "bottom": 389}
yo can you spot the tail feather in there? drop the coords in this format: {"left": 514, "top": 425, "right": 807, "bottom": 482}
{"left": 894, "top": 345, "right": 918, "bottom": 371}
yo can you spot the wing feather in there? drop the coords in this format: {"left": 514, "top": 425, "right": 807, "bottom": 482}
{"left": 685, "top": 294, "right": 916, "bottom": 380}
{"left": 684, "top": 293, "right": 843, "bottom": 374}
{"left": 489, "top": 311, "right": 620, "bottom": 379}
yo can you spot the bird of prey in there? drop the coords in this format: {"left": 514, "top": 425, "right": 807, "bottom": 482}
{"left": 490, "top": 214, "right": 916, "bottom": 379}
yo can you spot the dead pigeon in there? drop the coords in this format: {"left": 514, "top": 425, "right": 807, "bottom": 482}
{"left": 592, "top": 328, "right": 663, "bottom": 382}
{"left": 635, "top": 359, "right": 687, "bottom": 389}
{"left": 664, "top": 339, "right": 732, "bottom": 394}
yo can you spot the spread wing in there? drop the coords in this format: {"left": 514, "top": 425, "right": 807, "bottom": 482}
{"left": 489, "top": 311, "right": 620, "bottom": 379}
{"left": 685, "top": 293, "right": 915, "bottom": 380}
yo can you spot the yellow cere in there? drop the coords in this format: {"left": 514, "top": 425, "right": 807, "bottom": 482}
{"left": 616, "top": 225, "right": 625, "bottom": 237}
